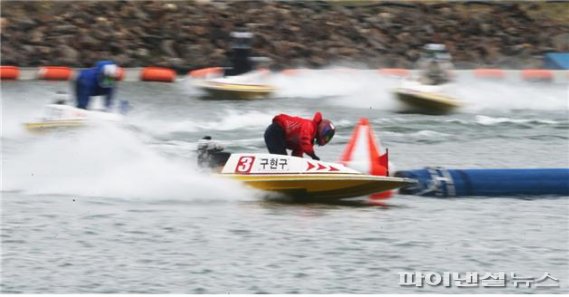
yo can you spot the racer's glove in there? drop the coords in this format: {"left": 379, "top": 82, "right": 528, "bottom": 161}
{"left": 308, "top": 153, "right": 320, "bottom": 161}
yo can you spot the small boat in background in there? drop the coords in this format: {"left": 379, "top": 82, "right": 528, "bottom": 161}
{"left": 190, "top": 26, "right": 275, "bottom": 100}
{"left": 192, "top": 69, "right": 275, "bottom": 100}
{"left": 24, "top": 101, "right": 124, "bottom": 133}
{"left": 394, "top": 43, "right": 462, "bottom": 115}
{"left": 394, "top": 79, "right": 462, "bottom": 115}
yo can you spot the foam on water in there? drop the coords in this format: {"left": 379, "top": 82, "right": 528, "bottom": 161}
{"left": 455, "top": 78, "right": 568, "bottom": 112}
{"left": 2, "top": 95, "right": 47, "bottom": 139}
{"left": 271, "top": 69, "right": 402, "bottom": 111}
{"left": 475, "top": 115, "right": 560, "bottom": 126}
{"left": 2, "top": 124, "right": 257, "bottom": 201}
{"left": 127, "top": 108, "right": 285, "bottom": 137}
{"left": 382, "top": 129, "right": 453, "bottom": 143}
{"left": 272, "top": 69, "right": 383, "bottom": 99}
{"left": 270, "top": 69, "right": 568, "bottom": 113}
{"left": 130, "top": 111, "right": 358, "bottom": 148}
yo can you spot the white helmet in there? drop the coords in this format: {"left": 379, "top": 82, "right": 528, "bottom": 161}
{"left": 103, "top": 64, "right": 118, "bottom": 78}
{"left": 98, "top": 64, "right": 119, "bottom": 88}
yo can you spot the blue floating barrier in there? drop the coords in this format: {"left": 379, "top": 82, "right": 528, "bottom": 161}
{"left": 395, "top": 168, "right": 569, "bottom": 197}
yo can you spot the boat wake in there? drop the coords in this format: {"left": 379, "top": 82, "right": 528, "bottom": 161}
{"left": 2, "top": 124, "right": 257, "bottom": 201}
{"left": 269, "top": 68, "right": 568, "bottom": 113}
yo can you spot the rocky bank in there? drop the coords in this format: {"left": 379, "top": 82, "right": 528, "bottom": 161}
{"left": 1, "top": 0, "right": 568, "bottom": 71}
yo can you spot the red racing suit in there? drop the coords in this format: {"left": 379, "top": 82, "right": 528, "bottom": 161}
{"left": 273, "top": 112, "right": 322, "bottom": 157}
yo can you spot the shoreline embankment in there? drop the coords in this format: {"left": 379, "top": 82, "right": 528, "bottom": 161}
{"left": 1, "top": 1, "right": 568, "bottom": 71}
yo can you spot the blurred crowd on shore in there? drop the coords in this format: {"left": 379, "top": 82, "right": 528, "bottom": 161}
{"left": 1, "top": 0, "right": 568, "bottom": 70}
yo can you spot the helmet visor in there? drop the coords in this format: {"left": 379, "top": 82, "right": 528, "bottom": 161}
{"left": 318, "top": 124, "right": 335, "bottom": 145}
{"left": 321, "top": 131, "right": 334, "bottom": 145}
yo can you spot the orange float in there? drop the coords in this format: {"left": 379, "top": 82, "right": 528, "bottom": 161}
{"left": 378, "top": 68, "right": 410, "bottom": 77}
{"left": 37, "top": 66, "right": 73, "bottom": 80}
{"left": 116, "top": 67, "right": 125, "bottom": 81}
{"left": 140, "top": 67, "right": 176, "bottom": 82}
{"left": 189, "top": 67, "right": 223, "bottom": 78}
{"left": 0, "top": 66, "right": 20, "bottom": 80}
{"left": 521, "top": 69, "right": 553, "bottom": 81}
{"left": 473, "top": 68, "right": 505, "bottom": 79}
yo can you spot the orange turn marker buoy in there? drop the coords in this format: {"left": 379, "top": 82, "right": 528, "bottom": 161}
{"left": 37, "top": 66, "right": 73, "bottom": 80}
{"left": 0, "top": 66, "right": 20, "bottom": 80}
{"left": 116, "top": 67, "right": 125, "bottom": 81}
{"left": 378, "top": 68, "right": 410, "bottom": 78}
{"left": 140, "top": 67, "right": 176, "bottom": 82}
{"left": 281, "top": 69, "right": 300, "bottom": 76}
{"left": 473, "top": 68, "right": 505, "bottom": 79}
{"left": 521, "top": 69, "right": 553, "bottom": 81}
{"left": 340, "top": 118, "right": 392, "bottom": 199}
{"left": 188, "top": 67, "right": 223, "bottom": 78}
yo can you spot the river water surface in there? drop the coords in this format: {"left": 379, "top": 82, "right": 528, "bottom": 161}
{"left": 2, "top": 70, "right": 568, "bottom": 293}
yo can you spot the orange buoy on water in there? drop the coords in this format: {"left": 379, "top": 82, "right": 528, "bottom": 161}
{"left": 0, "top": 66, "right": 20, "bottom": 80}
{"left": 140, "top": 67, "right": 176, "bottom": 82}
{"left": 340, "top": 118, "right": 392, "bottom": 200}
{"left": 473, "top": 68, "right": 505, "bottom": 79}
{"left": 378, "top": 68, "right": 410, "bottom": 78}
{"left": 189, "top": 67, "right": 223, "bottom": 78}
{"left": 116, "top": 67, "right": 125, "bottom": 81}
{"left": 521, "top": 69, "right": 553, "bottom": 81}
{"left": 37, "top": 66, "right": 73, "bottom": 80}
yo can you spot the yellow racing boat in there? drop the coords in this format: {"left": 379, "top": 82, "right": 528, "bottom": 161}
{"left": 194, "top": 80, "right": 275, "bottom": 100}
{"left": 394, "top": 80, "right": 462, "bottom": 115}
{"left": 192, "top": 70, "right": 275, "bottom": 100}
{"left": 198, "top": 147, "right": 414, "bottom": 201}
{"left": 25, "top": 119, "right": 86, "bottom": 131}
{"left": 227, "top": 172, "right": 410, "bottom": 200}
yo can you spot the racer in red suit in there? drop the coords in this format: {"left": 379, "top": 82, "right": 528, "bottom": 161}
{"left": 264, "top": 112, "right": 335, "bottom": 160}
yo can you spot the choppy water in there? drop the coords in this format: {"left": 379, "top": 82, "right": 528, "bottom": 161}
{"left": 2, "top": 70, "right": 568, "bottom": 293}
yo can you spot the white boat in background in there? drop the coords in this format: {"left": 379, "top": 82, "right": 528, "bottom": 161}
{"left": 24, "top": 103, "right": 124, "bottom": 132}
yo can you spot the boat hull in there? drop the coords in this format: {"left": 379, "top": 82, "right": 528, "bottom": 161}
{"left": 194, "top": 81, "right": 275, "bottom": 100}
{"left": 196, "top": 81, "right": 274, "bottom": 100}
{"left": 395, "top": 88, "right": 461, "bottom": 115}
{"left": 193, "top": 70, "right": 275, "bottom": 100}
{"left": 224, "top": 173, "right": 414, "bottom": 200}
{"left": 23, "top": 104, "right": 123, "bottom": 133}
{"left": 25, "top": 119, "right": 86, "bottom": 132}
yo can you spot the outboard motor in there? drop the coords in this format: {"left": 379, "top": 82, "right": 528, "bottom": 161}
{"left": 197, "top": 136, "right": 231, "bottom": 170}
